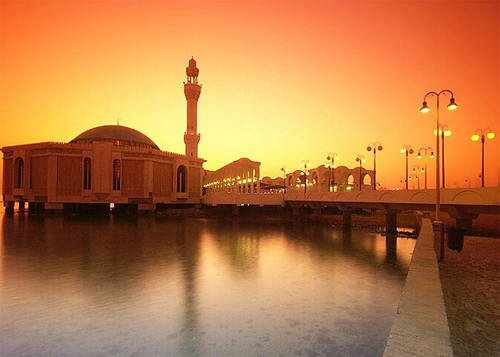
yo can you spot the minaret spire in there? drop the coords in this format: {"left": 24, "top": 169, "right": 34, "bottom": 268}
{"left": 184, "top": 57, "right": 201, "bottom": 158}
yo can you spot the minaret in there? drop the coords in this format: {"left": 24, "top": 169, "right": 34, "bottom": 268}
{"left": 184, "top": 57, "right": 201, "bottom": 158}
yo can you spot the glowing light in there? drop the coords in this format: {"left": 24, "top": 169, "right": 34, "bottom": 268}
{"left": 447, "top": 98, "right": 458, "bottom": 110}
{"left": 420, "top": 101, "right": 430, "bottom": 113}
{"left": 471, "top": 134, "right": 480, "bottom": 142}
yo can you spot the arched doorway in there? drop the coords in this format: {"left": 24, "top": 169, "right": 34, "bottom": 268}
{"left": 14, "top": 157, "right": 24, "bottom": 189}
{"left": 177, "top": 165, "right": 187, "bottom": 193}
{"left": 113, "top": 159, "right": 121, "bottom": 190}
{"left": 347, "top": 174, "right": 355, "bottom": 190}
{"left": 363, "top": 174, "right": 372, "bottom": 187}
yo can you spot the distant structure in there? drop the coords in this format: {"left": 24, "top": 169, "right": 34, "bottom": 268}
{"left": 184, "top": 57, "right": 201, "bottom": 158}
{"left": 2, "top": 58, "right": 205, "bottom": 214}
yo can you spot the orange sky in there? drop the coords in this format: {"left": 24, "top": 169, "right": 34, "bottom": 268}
{"left": 1, "top": 0, "right": 499, "bottom": 190}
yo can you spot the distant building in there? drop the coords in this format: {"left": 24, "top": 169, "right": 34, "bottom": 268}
{"left": 2, "top": 58, "right": 205, "bottom": 214}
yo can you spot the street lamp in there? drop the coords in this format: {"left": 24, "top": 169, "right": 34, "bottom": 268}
{"left": 420, "top": 90, "right": 457, "bottom": 223}
{"left": 434, "top": 124, "right": 452, "bottom": 188}
{"left": 412, "top": 165, "right": 424, "bottom": 189}
{"left": 356, "top": 155, "right": 365, "bottom": 191}
{"left": 417, "top": 147, "right": 434, "bottom": 189}
{"left": 326, "top": 152, "right": 339, "bottom": 192}
{"left": 281, "top": 165, "right": 288, "bottom": 193}
{"left": 367, "top": 142, "right": 383, "bottom": 191}
{"left": 471, "top": 128, "right": 496, "bottom": 187}
{"left": 301, "top": 160, "right": 311, "bottom": 193}
{"left": 400, "top": 145, "right": 414, "bottom": 190}
{"left": 409, "top": 175, "right": 420, "bottom": 189}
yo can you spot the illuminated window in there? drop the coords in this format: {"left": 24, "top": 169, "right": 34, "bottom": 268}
{"left": 83, "top": 158, "right": 92, "bottom": 190}
{"left": 113, "top": 159, "right": 121, "bottom": 191}
{"left": 14, "top": 157, "right": 24, "bottom": 189}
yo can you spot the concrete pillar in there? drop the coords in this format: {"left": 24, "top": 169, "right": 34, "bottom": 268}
{"left": 386, "top": 213, "right": 398, "bottom": 236}
{"left": 18, "top": 201, "right": 26, "bottom": 213}
{"left": 4, "top": 201, "right": 14, "bottom": 215}
{"left": 456, "top": 218, "right": 472, "bottom": 235}
{"left": 292, "top": 206, "right": 301, "bottom": 216}
{"left": 313, "top": 207, "right": 322, "bottom": 216}
{"left": 231, "top": 205, "right": 240, "bottom": 216}
{"left": 386, "top": 234, "right": 397, "bottom": 257}
{"left": 342, "top": 211, "right": 352, "bottom": 227}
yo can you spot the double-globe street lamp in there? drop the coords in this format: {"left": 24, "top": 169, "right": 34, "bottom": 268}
{"left": 409, "top": 174, "right": 420, "bottom": 189}
{"left": 434, "top": 124, "right": 452, "bottom": 188}
{"left": 355, "top": 155, "right": 365, "bottom": 191}
{"left": 326, "top": 152, "right": 339, "bottom": 192}
{"left": 400, "top": 145, "right": 414, "bottom": 190}
{"left": 417, "top": 147, "right": 434, "bottom": 189}
{"left": 366, "top": 142, "right": 383, "bottom": 190}
{"left": 420, "top": 89, "right": 457, "bottom": 261}
{"left": 471, "top": 128, "right": 496, "bottom": 187}
{"left": 412, "top": 165, "right": 424, "bottom": 189}
{"left": 301, "top": 160, "right": 311, "bottom": 193}
{"left": 281, "top": 165, "right": 288, "bottom": 193}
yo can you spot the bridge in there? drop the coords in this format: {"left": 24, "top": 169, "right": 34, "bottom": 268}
{"left": 202, "top": 187, "right": 500, "bottom": 234}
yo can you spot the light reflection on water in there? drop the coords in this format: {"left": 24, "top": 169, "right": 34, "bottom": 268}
{"left": 0, "top": 213, "right": 415, "bottom": 357}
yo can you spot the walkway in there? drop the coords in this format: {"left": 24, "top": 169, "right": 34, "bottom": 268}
{"left": 383, "top": 217, "right": 453, "bottom": 356}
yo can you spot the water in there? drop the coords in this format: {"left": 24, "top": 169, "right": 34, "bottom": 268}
{"left": 0, "top": 213, "right": 416, "bottom": 357}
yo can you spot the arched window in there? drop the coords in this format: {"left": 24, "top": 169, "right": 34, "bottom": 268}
{"left": 83, "top": 158, "right": 92, "bottom": 190}
{"left": 363, "top": 174, "right": 372, "bottom": 186}
{"left": 14, "top": 157, "right": 24, "bottom": 189}
{"left": 177, "top": 165, "right": 187, "bottom": 193}
{"left": 113, "top": 159, "right": 121, "bottom": 191}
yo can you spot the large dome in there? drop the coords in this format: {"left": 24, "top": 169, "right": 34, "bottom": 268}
{"left": 70, "top": 125, "right": 159, "bottom": 149}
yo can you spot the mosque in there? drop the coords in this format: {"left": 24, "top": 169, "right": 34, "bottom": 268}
{"left": 2, "top": 58, "right": 373, "bottom": 214}
{"left": 2, "top": 58, "right": 205, "bottom": 214}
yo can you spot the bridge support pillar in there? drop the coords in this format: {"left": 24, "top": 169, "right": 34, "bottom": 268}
{"left": 386, "top": 213, "right": 398, "bottom": 236}
{"left": 444, "top": 206, "right": 478, "bottom": 235}
{"left": 342, "top": 211, "right": 352, "bottom": 227}
{"left": 456, "top": 218, "right": 473, "bottom": 235}
{"left": 231, "top": 205, "right": 240, "bottom": 216}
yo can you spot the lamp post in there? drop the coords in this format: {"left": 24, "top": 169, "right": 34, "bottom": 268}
{"left": 417, "top": 147, "right": 434, "bottom": 189}
{"left": 412, "top": 165, "right": 424, "bottom": 189}
{"left": 356, "top": 155, "right": 365, "bottom": 191}
{"left": 367, "top": 142, "right": 383, "bottom": 190}
{"left": 471, "top": 128, "right": 496, "bottom": 187}
{"left": 400, "top": 145, "right": 414, "bottom": 190}
{"left": 301, "top": 160, "right": 310, "bottom": 193}
{"left": 434, "top": 124, "right": 452, "bottom": 188}
{"left": 281, "top": 165, "right": 288, "bottom": 193}
{"left": 326, "top": 153, "right": 339, "bottom": 192}
{"left": 409, "top": 175, "right": 420, "bottom": 189}
{"left": 420, "top": 89, "right": 457, "bottom": 262}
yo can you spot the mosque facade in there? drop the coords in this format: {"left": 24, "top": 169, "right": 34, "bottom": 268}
{"left": 2, "top": 58, "right": 205, "bottom": 214}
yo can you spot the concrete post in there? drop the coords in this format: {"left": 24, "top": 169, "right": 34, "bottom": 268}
{"left": 386, "top": 213, "right": 398, "bottom": 236}
{"left": 456, "top": 218, "right": 472, "bottom": 235}
{"left": 342, "top": 211, "right": 352, "bottom": 227}
{"left": 4, "top": 201, "right": 14, "bottom": 215}
{"left": 231, "top": 205, "right": 240, "bottom": 216}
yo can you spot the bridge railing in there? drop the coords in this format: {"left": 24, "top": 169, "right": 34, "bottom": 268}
{"left": 202, "top": 192, "right": 285, "bottom": 206}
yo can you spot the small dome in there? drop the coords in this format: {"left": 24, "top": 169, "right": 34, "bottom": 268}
{"left": 70, "top": 125, "right": 159, "bottom": 149}
{"left": 186, "top": 57, "right": 199, "bottom": 78}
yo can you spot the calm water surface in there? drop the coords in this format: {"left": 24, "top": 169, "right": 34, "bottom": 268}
{"left": 0, "top": 213, "right": 416, "bottom": 357}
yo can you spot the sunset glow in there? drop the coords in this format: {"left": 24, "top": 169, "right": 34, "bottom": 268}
{"left": 1, "top": 0, "right": 499, "bottom": 189}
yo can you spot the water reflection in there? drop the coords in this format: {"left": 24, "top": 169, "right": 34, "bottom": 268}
{"left": 1, "top": 214, "right": 415, "bottom": 357}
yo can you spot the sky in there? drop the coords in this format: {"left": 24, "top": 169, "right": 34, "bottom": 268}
{"left": 1, "top": 0, "right": 499, "bottom": 190}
